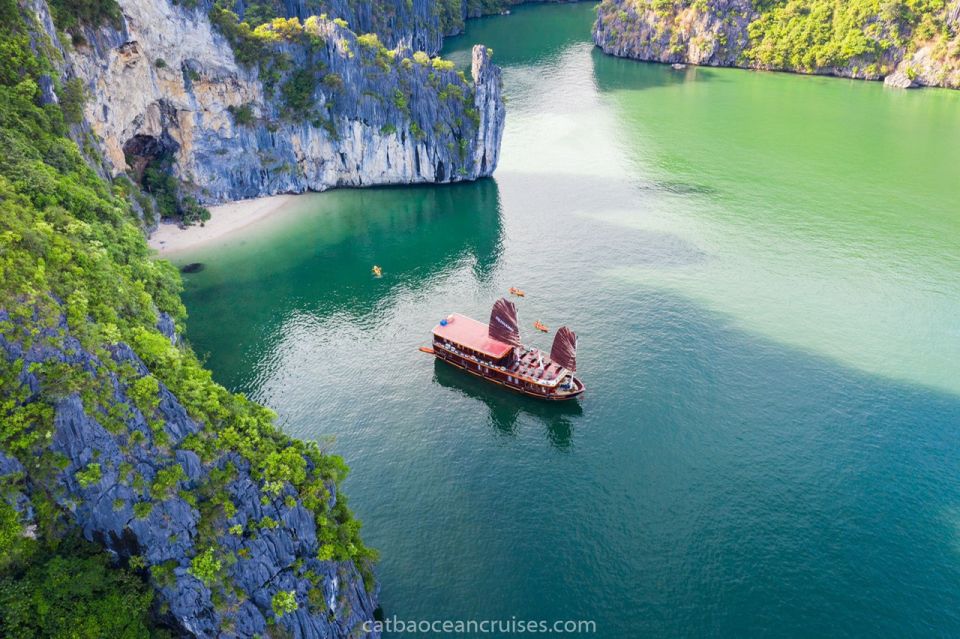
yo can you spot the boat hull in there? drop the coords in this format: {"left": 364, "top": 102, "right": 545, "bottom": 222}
{"left": 434, "top": 346, "right": 584, "bottom": 401}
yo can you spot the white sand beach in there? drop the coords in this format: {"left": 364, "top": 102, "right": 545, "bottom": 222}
{"left": 148, "top": 194, "right": 300, "bottom": 255}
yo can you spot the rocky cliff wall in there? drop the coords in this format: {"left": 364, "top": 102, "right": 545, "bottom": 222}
{"left": 230, "top": 0, "right": 448, "bottom": 53}
{"left": 0, "top": 308, "right": 377, "bottom": 638}
{"left": 2, "top": 0, "right": 507, "bottom": 636}
{"left": 886, "top": 0, "right": 960, "bottom": 88}
{"left": 31, "top": 0, "right": 506, "bottom": 205}
{"left": 594, "top": 0, "right": 753, "bottom": 67}
{"left": 594, "top": 0, "right": 960, "bottom": 90}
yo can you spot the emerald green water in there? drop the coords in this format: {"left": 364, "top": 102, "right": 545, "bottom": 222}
{"left": 176, "top": 4, "right": 960, "bottom": 635}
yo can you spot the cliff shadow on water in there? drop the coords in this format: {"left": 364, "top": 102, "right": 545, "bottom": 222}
{"left": 179, "top": 180, "right": 504, "bottom": 387}
{"left": 590, "top": 47, "right": 719, "bottom": 93}
{"left": 443, "top": 3, "right": 601, "bottom": 69}
{"left": 432, "top": 359, "right": 582, "bottom": 450}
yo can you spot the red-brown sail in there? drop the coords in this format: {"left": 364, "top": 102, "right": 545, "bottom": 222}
{"left": 550, "top": 327, "right": 577, "bottom": 372}
{"left": 488, "top": 298, "right": 521, "bottom": 346}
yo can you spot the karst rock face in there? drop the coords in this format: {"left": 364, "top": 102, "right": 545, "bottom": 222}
{"left": 593, "top": 0, "right": 960, "bottom": 90}
{"left": 594, "top": 0, "right": 755, "bottom": 67}
{"left": 29, "top": 0, "right": 506, "bottom": 205}
{"left": 5, "top": 0, "right": 506, "bottom": 635}
{"left": 0, "top": 307, "right": 380, "bottom": 638}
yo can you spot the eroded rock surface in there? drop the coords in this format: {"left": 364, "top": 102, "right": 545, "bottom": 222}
{"left": 0, "top": 310, "right": 378, "bottom": 638}
{"left": 30, "top": 0, "right": 506, "bottom": 204}
{"left": 593, "top": 0, "right": 960, "bottom": 89}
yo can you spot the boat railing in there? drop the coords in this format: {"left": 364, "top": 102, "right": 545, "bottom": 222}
{"left": 435, "top": 340, "right": 564, "bottom": 388}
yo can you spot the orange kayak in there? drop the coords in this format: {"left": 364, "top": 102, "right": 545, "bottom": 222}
{"left": 509, "top": 287, "right": 525, "bottom": 297}
{"left": 533, "top": 321, "right": 549, "bottom": 333}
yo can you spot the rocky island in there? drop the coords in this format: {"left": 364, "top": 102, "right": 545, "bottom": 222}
{"left": 48, "top": 0, "right": 508, "bottom": 213}
{"left": 594, "top": 0, "right": 960, "bottom": 89}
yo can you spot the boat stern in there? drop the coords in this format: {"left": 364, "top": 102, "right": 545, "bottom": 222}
{"left": 553, "top": 374, "right": 585, "bottom": 400}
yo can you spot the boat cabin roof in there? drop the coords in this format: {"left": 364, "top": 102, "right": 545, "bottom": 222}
{"left": 433, "top": 314, "right": 513, "bottom": 360}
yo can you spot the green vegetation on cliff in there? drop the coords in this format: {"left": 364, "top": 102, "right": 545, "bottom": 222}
{"left": 0, "top": 537, "right": 165, "bottom": 639}
{"left": 744, "top": 0, "right": 951, "bottom": 74}
{"left": 0, "top": 0, "right": 376, "bottom": 624}
{"left": 208, "top": 6, "right": 475, "bottom": 142}
{"left": 598, "top": 0, "right": 959, "bottom": 84}
{"left": 47, "top": 0, "right": 121, "bottom": 43}
{"left": 225, "top": 0, "right": 435, "bottom": 42}
{"left": 214, "top": 0, "right": 532, "bottom": 47}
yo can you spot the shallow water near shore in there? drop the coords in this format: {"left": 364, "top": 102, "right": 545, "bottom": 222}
{"left": 175, "top": 4, "right": 960, "bottom": 635}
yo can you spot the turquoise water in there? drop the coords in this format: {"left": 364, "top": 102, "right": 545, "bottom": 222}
{"left": 176, "top": 4, "right": 960, "bottom": 635}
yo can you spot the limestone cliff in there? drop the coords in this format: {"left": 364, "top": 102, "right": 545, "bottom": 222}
{"left": 2, "top": 0, "right": 507, "bottom": 636}
{"left": 2, "top": 0, "right": 387, "bottom": 625}
{"left": 0, "top": 309, "right": 377, "bottom": 638}
{"left": 886, "top": 2, "right": 960, "bottom": 88}
{"left": 225, "top": 0, "right": 571, "bottom": 56}
{"left": 229, "top": 0, "right": 448, "bottom": 53}
{"left": 594, "top": 0, "right": 753, "bottom": 67}
{"left": 594, "top": 0, "right": 960, "bottom": 90}
{"left": 31, "top": 0, "right": 506, "bottom": 205}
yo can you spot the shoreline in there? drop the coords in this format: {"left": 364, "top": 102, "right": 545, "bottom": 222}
{"left": 148, "top": 193, "right": 301, "bottom": 256}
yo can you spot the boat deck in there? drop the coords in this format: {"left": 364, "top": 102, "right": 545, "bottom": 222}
{"left": 436, "top": 340, "right": 566, "bottom": 387}
{"left": 508, "top": 347, "right": 566, "bottom": 385}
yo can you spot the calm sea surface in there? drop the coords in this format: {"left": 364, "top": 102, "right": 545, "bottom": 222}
{"left": 176, "top": 4, "right": 960, "bottom": 635}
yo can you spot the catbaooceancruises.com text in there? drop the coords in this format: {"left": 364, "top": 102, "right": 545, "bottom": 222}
{"left": 363, "top": 617, "right": 597, "bottom": 634}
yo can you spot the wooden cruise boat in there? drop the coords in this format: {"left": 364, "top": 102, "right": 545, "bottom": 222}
{"left": 430, "top": 299, "right": 584, "bottom": 400}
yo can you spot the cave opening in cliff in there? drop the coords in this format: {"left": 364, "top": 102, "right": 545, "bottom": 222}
{"left": 123, "top": 134, "right": 177, "bottom": 183}
{"left": 122, "top": 133, "right": 209, "bottom": 225}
